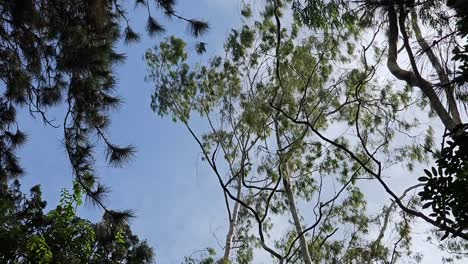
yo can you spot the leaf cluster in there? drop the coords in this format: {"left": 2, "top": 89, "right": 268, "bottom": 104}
{"left": 0, "top": 180, "right": 154, "bottom": 264}
{"left": 419, "top": 124, "right": 468, "bottom": 239}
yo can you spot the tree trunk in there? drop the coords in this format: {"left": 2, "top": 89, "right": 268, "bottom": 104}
{"left": 410, "top": 10, "right": 462, "bottom": 125}
{"left": 222, "top": 176, "right": 242, "bottom": 263}
{"left": 386, "top": 6, "right": 460, "bottom": 131}
{"left": 274, "top": 119, "right": 313, "bottom": 264}
{"left": 283, "top": 176, "right": 313, "bottom": 264}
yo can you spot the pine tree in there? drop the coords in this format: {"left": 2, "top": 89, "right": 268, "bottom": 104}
{"left": 0, "top": 0, "right": 208, "bottom": 222}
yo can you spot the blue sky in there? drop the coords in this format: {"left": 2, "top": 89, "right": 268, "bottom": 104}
{"left": 17, "top": 1, "right": 249, "bottom": 263}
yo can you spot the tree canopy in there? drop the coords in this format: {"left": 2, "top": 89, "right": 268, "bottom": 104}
{"left": 1, "top": 0, "right": 468, "bottom": 263}
{"left": 146, "top": 0, "right": 468, "bottom": 263}
{"left": 0, "top": 180, "right": 154, "bottom": 263}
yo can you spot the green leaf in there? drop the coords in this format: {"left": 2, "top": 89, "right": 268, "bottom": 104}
{"left": 422, "top": 202, "right": 432, "bottom": 209}
{"left": 418, "top": 176, "right": 429, "bottom": 182}
{"left": 241, "top": 5, "right": 252, "bottom": 18}
{"left": 424, "top": 169, "right": 432, "bottom": 177}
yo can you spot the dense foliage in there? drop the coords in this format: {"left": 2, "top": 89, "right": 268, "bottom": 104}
{"left": 419, "top": 124, "right": 468, "bottom": 239}
{"left": 448, "top": 0, "right": 468, "bottom": 85}
{"left": 0, "top": 180, "right": 153, "bottom": 263}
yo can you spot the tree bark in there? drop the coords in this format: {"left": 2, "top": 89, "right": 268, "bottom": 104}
{"left": 222, "top": 176, "right": 242, "bottom": 263}
{"left": 283, "top": 176, "right": 313, "bottom": 264}
{"left": 274, "top": 119, "right": 313, "bottom": 264}
{"left": 410, "top": 10, "right": 462, "bottom": 125}
{"left": 386, "top": 6, "right": 459, "bottom": 131}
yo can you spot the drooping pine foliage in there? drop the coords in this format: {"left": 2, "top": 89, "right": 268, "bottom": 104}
{"left": 448, "top": 0, "right": 468, "bottom": 86}
{"left": 0, "top": 0, "right": 208, "bottom": 222}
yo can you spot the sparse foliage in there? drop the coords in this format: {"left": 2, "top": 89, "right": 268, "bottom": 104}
{"left": 146, "top": 0, "right": 468, "bottom": 263}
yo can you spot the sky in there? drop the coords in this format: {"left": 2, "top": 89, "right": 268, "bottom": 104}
{"left": 13, "top": 1, "right": 456, "bottom": 263}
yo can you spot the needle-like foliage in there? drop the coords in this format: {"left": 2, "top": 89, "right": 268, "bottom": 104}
{"left": 0, "top": 0, "right": 208, "bottom": 217}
